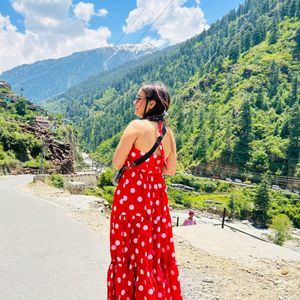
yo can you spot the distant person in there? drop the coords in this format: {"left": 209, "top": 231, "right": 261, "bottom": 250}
{"left": 107, "top": 82, "right": 183, "bottom": 299}
{"left": 183, "top": 210, "right": 197, "bottom": 226}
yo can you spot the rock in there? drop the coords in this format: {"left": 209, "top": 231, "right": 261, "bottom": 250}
{"left": 67, "top": 181, "right": 86, "bottom": 194}
{"left": 281, "top": 269, "right": 289, "bottom": 276}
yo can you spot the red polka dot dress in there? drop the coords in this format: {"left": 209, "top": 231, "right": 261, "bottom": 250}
{"left": 107, "top": 124, "right": 183, "bottom": 300}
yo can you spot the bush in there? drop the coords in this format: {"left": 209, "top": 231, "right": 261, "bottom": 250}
{"left": 49, "top": 174, "right": 64, "bottom": 189}
{"left": 98, "top": 168, "right": 114, "bottom": 187}
{"left": 270, "top": 214, "right": 293, "bottom": 246}
{"left": 203, "top": 182, "right": 217, "bottom": 193}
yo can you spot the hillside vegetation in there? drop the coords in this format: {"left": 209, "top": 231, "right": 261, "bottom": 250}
{"left": 46, "top": 0, "right": 300, "bottom": 183}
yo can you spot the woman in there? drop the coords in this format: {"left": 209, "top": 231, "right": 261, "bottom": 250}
{"left": 107, "top": 82, "right": 183, "bottom": 300}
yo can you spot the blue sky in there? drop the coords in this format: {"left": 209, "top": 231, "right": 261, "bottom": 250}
{"left": 0, "top": 0, "right": 245, "bottom": 73}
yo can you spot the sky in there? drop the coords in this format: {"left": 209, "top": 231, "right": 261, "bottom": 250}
{"left": 0, "top": 0, "right": 245, "bottom": 73}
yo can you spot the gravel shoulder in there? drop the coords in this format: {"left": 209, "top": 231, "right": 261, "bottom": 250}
{"left": 21, "top": 181, "right": 300, "bottom": 300}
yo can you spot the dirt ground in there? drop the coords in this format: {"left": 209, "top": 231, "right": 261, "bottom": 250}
{"left": 22, "top": 181, "right": 300, "bottom": 300}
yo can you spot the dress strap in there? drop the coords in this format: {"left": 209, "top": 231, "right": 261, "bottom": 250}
{"left": 158, "top": 121, "right": 166, "bottom": 161}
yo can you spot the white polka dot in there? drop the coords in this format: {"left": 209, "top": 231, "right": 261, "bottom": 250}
{"left": 171, "top": 270, "right": 175, "bottom": 275}
{"left": 158, "top": 183, "right": 162, "bottom": 188}
{"left": 113, "top": 206, "right": 117, "bottom": 211}
{"left": 137, "top": 180, "right": 142, "bottom": 186}
{"left": 125, "top": 179, "right": 129, "bottom": 184}
{"left": 136, "top": 223, "right": 141, "bottom": 228}
{"left": 154, "top": 184, "right": 158, "bottom": 189}
{"left": 172, "top": 252, "right": 175, "bottom": 257}
{"left": 131, "top": 152, "right": 136, "bottom": 157}
{"left": 156, "top": 200, "right": 160, "bottom": 205}
{"left": 139, "top": 285, "right": 144, "bottom": 291}
{"left": 147, "top": 209, "right": 151, "bottom": 214}
{"left": 135, "top": 248, "right": 139, "bottom": 254}
{"left": 122, "top": 273, "right": 126, "bottom": 278}
{"left": 157, "top": 243, "right": 160, "bottom": 248}
{"left": 128, "top": 280, "right": 132, "bottom": 286}
{"left": 131, "top": 254, "right": 135, "bottom": 260}
{"left": 115, "top": 224, "right": 119, "bottom": 229}
{"left": 121, "top": 289, "right": 125, "bottom": 295}
{"left": 111, "top": 245, "right": 116, "bottom": 250}
{"left": 117, "top": 189, "right": 120, "bottom": 195}
{"left": 157, "top": 227, "right": 161, "bottom": 232}
{"left": 124, "top": 247, "right": 128, "bottom": 252}
{"left": 117, "top": 277, "right": 121, "bottom": 283}
{"left": 123, "top": 195, "right": 128, "bottom": 200}
{"left": 115, "top": 240, "right": 120, "bottom": 246}
{"left": 120, "top": 199, "right": 123, "bottom": 204}
{"left": 153, "top": 154, "right": 157, "bottom": 158}
{"left": 148, "top": 289, "right": 153, "bottom": 295}
{"left": 129, "top": 205, "right": 135, "bottom": 210}
{"left": 158, "top": 292, "right": 163, "bottom": 298}
{"left": 157, "top": 160, "right": 161, "bottom": 164}
{"left": 148, "top": 254, "right": 153, "bottom": 259}
{"left": 145, "top": 158, "right": 150, "bottom": 162}
{"left": 141, "top": 241, "right": 145, "bottom": 247}
{"left": 130, "top": 188, "right": 135, "bottom": 193}
{"left": 162, "top": 233, "right": 166, "bottom": 238}
{"left": 131, "top": 172, "right": 136, "bottom": 177}
{"left": 137, "top": 196, "right": 143, "bottom": 202}
{"left": 140, "top": 151, "right": 145, "bottom": 155}
{"left": 143, "top": 225, "right": 148, "bottom": 231}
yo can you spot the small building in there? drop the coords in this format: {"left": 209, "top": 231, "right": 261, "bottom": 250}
{"left": 170, "top": 183, "right": 195, "bottom": 191}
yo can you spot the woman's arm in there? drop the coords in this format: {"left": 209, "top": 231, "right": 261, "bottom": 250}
{"left": 112, "top": 120, "right": 139, "bottom": 170}
{"left": 162, "top": 127, "right": 177, "bottom": 175}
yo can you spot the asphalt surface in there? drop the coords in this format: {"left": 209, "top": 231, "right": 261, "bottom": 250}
{"left": 0, "top": 175, "right": 109, "bottom": 300}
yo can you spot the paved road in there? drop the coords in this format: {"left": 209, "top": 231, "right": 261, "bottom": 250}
{"left": 0, "top": 175, "right": 109, "bottom": 300}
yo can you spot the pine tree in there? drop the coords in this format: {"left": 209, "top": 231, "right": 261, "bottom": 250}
{"left": 287, "top": 77, "right": 298, "bottom": 106}
{"left": 268, "top": 61, "right": 279, "bottom": 98}
{"left": 287, "top": 103, "right": 300, "bottom": 176}
{"left": 253, "top": 178, "right": 271, "bottom": 226}
{"left": 229, "top": 42, "right": 240, "bottom": 63}
{"left": 294, "top": 27, "right": 300, "bottom": 60}
{"left": 233, "top": 98, "right": 252, "bottom": 168}
{"left": 288, "top": 0, "right": 297, "bottom": 17}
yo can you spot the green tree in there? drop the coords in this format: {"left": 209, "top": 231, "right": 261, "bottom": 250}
{"left": 287, "top": 104, "right": 300, "bottom": 175}
{"left": 270, "top": 214, "right": 292, "bottom": 246}
{"left": 287, "top": 77, "right": 298, "bottom": 106}
{"left": 15, "top": 99, "right": 27, "bottom": 116}
{"left": 268, "top": 61, "right": 279, "bottom": 98}
{"left": 229, "top": 42, "right": 240, "bottom": 63}
{"left": 233, "top": 98, "right": 252, "bottom": 168}
{"left": 294, "top": 27, "right": 300, "bottom": 60}
{"left": 253, "top": 178, "right": 271, "bottom": 226}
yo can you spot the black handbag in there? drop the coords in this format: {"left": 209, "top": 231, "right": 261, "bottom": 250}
{"left": 112, "top": 124, "right": 167, "bottom": 185}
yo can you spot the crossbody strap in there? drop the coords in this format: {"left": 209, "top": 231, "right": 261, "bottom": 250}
{"left": 130, "top": 123, "right": 167, "bottom": 167}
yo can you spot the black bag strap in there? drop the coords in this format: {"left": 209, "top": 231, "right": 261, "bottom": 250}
{"left": 130, "top": 123, "right": 167, "bottom": 168}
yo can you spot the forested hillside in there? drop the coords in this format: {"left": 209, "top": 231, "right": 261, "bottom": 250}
{"left": 46, "top": 0, "right": 300, "bottom": 183}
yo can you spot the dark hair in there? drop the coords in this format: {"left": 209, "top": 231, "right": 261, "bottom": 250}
{"left": 141, "top": 82, "right": 170, "bottom": 121}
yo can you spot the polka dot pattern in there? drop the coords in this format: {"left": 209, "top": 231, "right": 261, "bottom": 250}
{"left": 107, "top": 127, "right": 182, "bottom": 300}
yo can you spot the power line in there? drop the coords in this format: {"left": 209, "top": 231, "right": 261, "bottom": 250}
{"left": 135, "top": 0, "right": 176, "bottom": 44}
{"left": 114, "top": 0, "right": 153, "bottom": 46}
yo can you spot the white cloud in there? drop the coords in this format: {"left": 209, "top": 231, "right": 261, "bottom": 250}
{"left": 73, "top": 2, "right": 107, "bottom": 23}
{"left": 0, "top": 0, "right": 111, "bottom": 73}
{"left": 73, "top": 2, "right": 95, "bottom": 23}
{"left": 98, "top": 8, "right": 108, "bottom": 17}
{"left": 123, "top": 0, "right": 209, "bottom": 45}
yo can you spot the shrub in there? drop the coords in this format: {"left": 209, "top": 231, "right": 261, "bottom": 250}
{"left": 270, "top": 214, "right": 293, "bottom": 246}
{"left": 98, "top": 168, "right": 114, "bottom": 187}
{"left": 49, "top": 174, "right": 64, "bottom": 189}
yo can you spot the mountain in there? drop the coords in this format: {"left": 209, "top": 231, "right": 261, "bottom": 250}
{"left": 46, "top": 0, "right": 300, "bottom": 182}
{"left": 0, "top": 44, "right": 156, "bottom": 103}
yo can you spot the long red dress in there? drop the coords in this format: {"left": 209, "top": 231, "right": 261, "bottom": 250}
{"left": 107, "top": 124, "right": 183, "bottom": 300}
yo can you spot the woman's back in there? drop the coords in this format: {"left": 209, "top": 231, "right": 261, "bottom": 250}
{"left": 133, "top": 119, "right": 175, "bottom": 160}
